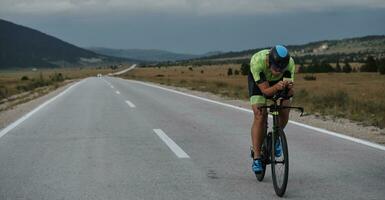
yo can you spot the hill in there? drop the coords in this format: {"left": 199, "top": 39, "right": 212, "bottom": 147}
{"left": 191, "top": 35, "right": 385, "bottom": 64}
{"left": 0, "top": 19, "right": 133, "bottom": 69}
{"left": 89, "top": 47, "right": 223, "bottom": 62}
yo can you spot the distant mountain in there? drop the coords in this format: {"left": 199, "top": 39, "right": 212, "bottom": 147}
{"left": 88, "top": 47, "right": 201, "bottom": 62}
{"left": 0, "top": 19, "right": 132, "bottom": 69}
{"left": 198, "top": 35, "right": 385, "bottom": 62}
{"left": 89, "top": 47, "right": 224, "bottom": 62}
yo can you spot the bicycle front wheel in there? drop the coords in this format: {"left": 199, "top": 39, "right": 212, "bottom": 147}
{"left": 271, "top": 130, "right": 289, "bottom": 197}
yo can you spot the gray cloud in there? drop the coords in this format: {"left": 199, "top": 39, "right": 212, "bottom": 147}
{"left": 1, "top": 0, "right": 385, "bottom": 15}
{"left": 1, "top": 1, "right": 384, "bottom": 54}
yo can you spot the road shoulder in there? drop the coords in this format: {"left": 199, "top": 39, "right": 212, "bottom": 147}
{"left": 135, "top": 80, "right": 385, "bottom": 145}
{"left": 0, "top": 80, "right": 78, "bottom": 130}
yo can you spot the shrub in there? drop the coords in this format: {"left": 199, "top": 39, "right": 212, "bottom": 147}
{"left": 361, "top": 56, "right": 378, "bottom": 72}
{"left": 234, "top": 70, "right": 240, "bottom": 75}
{"left": 50, "top": 73, "right": 64, "bottom": 82}
{"left": 240, "top": 63, "right": 250, "bottom": 75}
{"left": 304, "top": 60, "right": 335, "bottom": 73}
{"left": 343, "top": 62, "right": 352, "bottom": 73}
{"left": 303, "top": 74, "right": 317, "bottom": 81}
{"left": 200, "top": 70, "right": 204, "bottom": 74}
{"left": 335, "top": 60, "right": 341, "bottom": 72}
{"left": 227, "top": 68, "right": 233, "bottom": 76}
{"left": 21, "top": 76, "right": 29, "bottom": 81}
{"left": 378, "top": 58, "right": 385, "bottom": 75}
{"left": 155, "top": 74, "right": 165, "bottom": 77}
{"left": 16, "top": 85, "right": 28, "bottom": 91}
{"left": 215, "top": 81, "right": 228, "bottom": 88}
{"left": 0, "top": 86, "right": 8, "bottom": 99}
{"left": 188, "top": 67, "right": 193, "bottom": 71}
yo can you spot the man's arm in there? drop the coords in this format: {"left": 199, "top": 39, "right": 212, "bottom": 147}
{"left": 257, "top": 81, "right": 286, "bottom": 97}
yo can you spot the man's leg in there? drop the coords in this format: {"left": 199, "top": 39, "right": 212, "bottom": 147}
{"left": 251, "top": 104, "right": 267, "bottom": 159}
{"left": 279, "top": 99, "right": 291, "bottom": 129}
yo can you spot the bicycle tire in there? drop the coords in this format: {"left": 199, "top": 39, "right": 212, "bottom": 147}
{"left": 271, "top": 130, "right": 289, "bottom": 197}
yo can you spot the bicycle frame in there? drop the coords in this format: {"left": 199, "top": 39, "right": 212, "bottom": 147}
{"left": 253, "top": 91, "right": 305, "bottom": 196}
{"left": 260, "top": 98, "right": 304, "bottom": 125}
{"left": 260, "top": 98, "right": 304, "bottom": 161}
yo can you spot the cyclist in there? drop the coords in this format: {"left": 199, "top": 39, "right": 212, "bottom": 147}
{"left": 248, "top": 45, "right": 295, "bottom": 173}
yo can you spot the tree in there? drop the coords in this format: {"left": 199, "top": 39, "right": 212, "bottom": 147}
{"left": 335, "top": 60, "right": 341, "bottom": 72}
{"left": 378, "top": 58, "right": 385, "bottom": 75}
{"left": 343, "top": 61, "right": 352, "bottom": 73}
{"left": 361, "top": 56, "right": 378, "bottom": 72}
{"left": 320, "top": 61, "right": 334, "bottom": 72}
{"left": 305, "top": 59, "right": 334, "bottom": 73}
{"left": 240, "top": 62, "right": 250, "bottom": 75}
{"left": 227, "top": 68, "right": 233, "bottom": 76}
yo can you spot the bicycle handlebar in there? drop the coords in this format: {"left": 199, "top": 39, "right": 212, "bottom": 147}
{"left": 259, "top": 104, "right": 305, "bottom": 117}
{"left": 260, "top": 86, "right": 305, "bottom": 117}
{"left": 264, "top": 87, "right": 292, "bottom": 101}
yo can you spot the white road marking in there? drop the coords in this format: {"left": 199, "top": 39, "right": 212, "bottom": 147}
{"left": 110, "top": 64, "right": 137, "bottom": 76}
{"left": 125, "top": 100, "right": 136, "bottom": 108}
{"left": 129, "top": 80, "right": 385, "bottom": 152}
{"left": 0, "top": 79, "right": 85, "bottom": 138}
{"left": 101, "top": 78, "right": 111, "bottom": 86}
{"left": 153, "top": 129, "right": 190, "bottom": 158}
{"left": 116, "top": 91, "right": 120, "bottom": 94}
{"left": 111, "top": 86, "right": 114, "bottom": 89}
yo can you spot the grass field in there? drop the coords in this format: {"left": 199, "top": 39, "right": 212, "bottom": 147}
{"left": 0, "top": 67, "right": 116, "bottom": 97}
{"left": 121, "top": 64, "right": 385, "bottom": 128}
{"left": 0, "top": 67, "right": 118, "bottom": 111}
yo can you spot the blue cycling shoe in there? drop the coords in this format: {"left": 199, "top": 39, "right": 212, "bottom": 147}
{"left": 275, "top": 138, "right": 282, "bottom": 157}
{"left": 252, "top": 159, "right": 263, "bottom": 173}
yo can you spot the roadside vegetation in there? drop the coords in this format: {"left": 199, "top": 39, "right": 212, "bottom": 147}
{"left": 0, "top": 66, "right": 118, "bottom": 111}
{"left": 121, "top": 62, "right": 385, "bottom": 128}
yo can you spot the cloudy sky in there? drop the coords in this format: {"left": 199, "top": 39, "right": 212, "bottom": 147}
{"left": 1, "top": 0, "right": 385, "bottom": 54}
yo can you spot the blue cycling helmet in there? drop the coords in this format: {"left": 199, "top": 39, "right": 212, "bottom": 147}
{"left": 269, "top": 45, "right": 290, "bottom": 72}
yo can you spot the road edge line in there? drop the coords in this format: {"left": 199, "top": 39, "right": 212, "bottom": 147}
{"left": 127, "top": 79, "right": 385, "bottom": 152}
{"left": 0, "top": 79, "right": 84, "bottom": 138}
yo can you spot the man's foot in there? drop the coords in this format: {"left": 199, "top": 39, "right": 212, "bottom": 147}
{"left": 252, "top": 159, "right": 263, "bottom": 173}
{"left": 275, "top": 138, "right": 282, "bottom": 157}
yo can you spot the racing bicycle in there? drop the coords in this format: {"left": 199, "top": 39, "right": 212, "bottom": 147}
{"left": 251, "top": 89, "right": 304, "bottom": 197}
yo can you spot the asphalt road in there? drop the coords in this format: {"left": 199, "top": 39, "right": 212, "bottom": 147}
{"left": 0, "top": 76, "right": 384, "bottom": 200}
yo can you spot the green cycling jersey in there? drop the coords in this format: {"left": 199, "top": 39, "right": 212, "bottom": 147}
{"left": 250, "top": 49, "right": 295, "bottom": 83}
{"left": 249, "top": 49, "right": 295, "bottom": 105}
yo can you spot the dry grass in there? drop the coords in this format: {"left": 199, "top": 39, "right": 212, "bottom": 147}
{"left": 0, "top": 67, "right": 116, "bottom": 98}
{"left": 0, "top": 67, "right": 119, "bottom": 111}
{"left": 121, "top": 65, "right": 385, "bottom": 128}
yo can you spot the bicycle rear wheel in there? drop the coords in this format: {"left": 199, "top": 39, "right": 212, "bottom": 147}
{"left": 271, "top": 130, "right": 289, "bottom": 197}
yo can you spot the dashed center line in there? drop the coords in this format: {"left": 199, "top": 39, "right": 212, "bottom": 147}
{"left": 153, "top": 129, "right": 190, "bottom": 158}
{"left": 125, "top": 100, "right": 136, "bottom": 108}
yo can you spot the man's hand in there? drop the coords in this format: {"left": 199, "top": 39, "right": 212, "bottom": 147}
{"left": 284, "top": 80, "right": 294, "bottom": 89}
{"left": 274, "top": 81, "right": 286, "bottom": 91}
